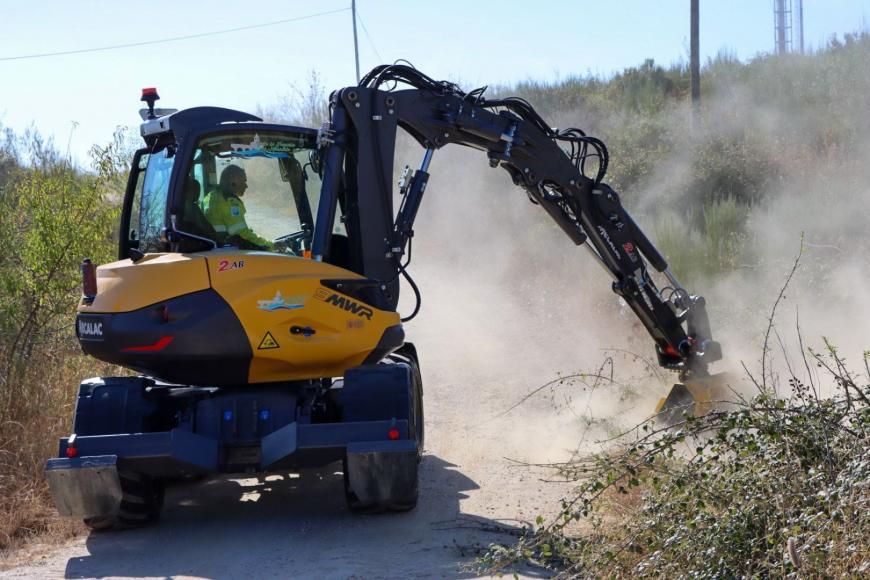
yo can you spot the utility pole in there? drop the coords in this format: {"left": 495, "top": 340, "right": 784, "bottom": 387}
{"left": 690, "top": 0, "right": 700, "bottom": 115}
{"left": 352, "top": 0, "right": 361, "bottom": 83}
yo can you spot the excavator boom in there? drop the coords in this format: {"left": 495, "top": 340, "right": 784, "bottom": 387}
{"left": 313, "top": 66, "right": 722, "bottom": 389}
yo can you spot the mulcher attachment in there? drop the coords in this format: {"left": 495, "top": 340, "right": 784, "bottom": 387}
{"left": 655, "top": 372, "right": 734, "bottom": 425}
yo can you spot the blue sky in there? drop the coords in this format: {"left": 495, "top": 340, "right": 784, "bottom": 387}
{"left": 1, "top": 0, "right": 868, "bottom": 164}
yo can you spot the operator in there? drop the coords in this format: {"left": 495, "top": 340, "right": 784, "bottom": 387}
{"left": 201, "top": 165, "right": 273, "bottom": 249}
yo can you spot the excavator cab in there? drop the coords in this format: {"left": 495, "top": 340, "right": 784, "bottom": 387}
{"left": 121, "top": 119, "right": 325, "bottom": 259}
{"left": 78, "top": 103, "right": 405, "bottom": 387}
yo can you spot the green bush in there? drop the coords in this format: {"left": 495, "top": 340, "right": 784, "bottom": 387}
{"left": 0, "top": 133, "right": 119, "bottom": 424}
{"left": 498, "top": 32, "right": 870, "bottom": 285}
{"left": 482, "top": 346, "right": 869, "bottom": 577}
{"left": 651, "top": 196, "right": 749, "bottom": 284}
{"left": 0, "top": 129, "right": 127, "bottom": 552}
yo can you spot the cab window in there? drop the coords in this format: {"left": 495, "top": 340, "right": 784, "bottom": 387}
{"left": 178, "top": 131, "right": 334, "bottom": 255}
{"left": 134, "top": 147, "right": 174, "bottom": 253}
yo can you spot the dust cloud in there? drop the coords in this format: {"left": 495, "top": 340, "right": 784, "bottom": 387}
{"left": 394, "top": 144, "right": 663, "bottom": 467}
{"left": 634, "top": 80, "right": 870, "bottom": 397}
{"left": 391, "top": 61, "right": 870, "bottom": 466}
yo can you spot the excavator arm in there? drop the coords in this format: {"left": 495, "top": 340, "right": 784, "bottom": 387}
{"left": 312, "top": 65, "right": 721, "bottom": 384}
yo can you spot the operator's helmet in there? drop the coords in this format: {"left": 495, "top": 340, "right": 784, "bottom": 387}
{"left": 219, "top": 165, "right": 248, "bottom": 196}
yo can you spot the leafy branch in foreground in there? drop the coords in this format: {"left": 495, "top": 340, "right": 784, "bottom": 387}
{"left": 481, "top": 348, "right": 869, "bottom": 578}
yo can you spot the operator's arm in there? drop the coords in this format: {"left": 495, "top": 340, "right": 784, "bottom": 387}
{"left": 237, "top": 227, "right": 274, "bottom": 251}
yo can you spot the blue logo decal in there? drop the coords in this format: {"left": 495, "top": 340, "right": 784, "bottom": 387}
{"left": 257, "top": 291, "right": 305, "bottom": 311}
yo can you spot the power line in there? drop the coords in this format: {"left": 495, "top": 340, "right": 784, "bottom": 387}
{"left": 355, "top": 9, "right": 383, "bottom": 63}
{"left": 0, "top": 7, "right": 350, "bottom": 62}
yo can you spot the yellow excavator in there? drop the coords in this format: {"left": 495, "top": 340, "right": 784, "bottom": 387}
{"left": 46, "top": 66, "right": 726, "bottom": 529}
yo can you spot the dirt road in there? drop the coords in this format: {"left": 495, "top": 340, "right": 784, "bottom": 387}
{"left": 0, "top": 328, "right": 599, "bottom": 578}
{"left": 4, "top": 460, "right": 559, "bottom": 579}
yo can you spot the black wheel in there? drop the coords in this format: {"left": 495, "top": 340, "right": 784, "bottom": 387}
{"left": 342, "top": 457, "right": 418, "bottom": 514}
{"left": 385, "top": 452, "right": 419, "bottom": 512}
{"left": 83, "top": 471, "right": 164, "bottom": 531}
{"left": 386, "top": 489, "right": 418, "bottom": 512}
{"left": 342, "top": 458, "right": 384, "bottom": 514}
{"left": 390, "top": 348, "right": 425, "bottom": 461}
{"left": 342, "top": 354, "right": 422, "bottom": 513}
{"left": 82, "top": 516, "right": 114, "bottom": 531}
{"left": 408, "top": 358, "right": 425, "bottom": 463}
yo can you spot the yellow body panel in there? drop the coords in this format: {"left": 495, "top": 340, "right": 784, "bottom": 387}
{"left": 80, "top": 253, "right": 210, "bottom": 314}
{"left": 206, "top": 251, "right": 400, "bottom": 383}
{"left": 77, "top": 250, "right": 401, "bottom": 384}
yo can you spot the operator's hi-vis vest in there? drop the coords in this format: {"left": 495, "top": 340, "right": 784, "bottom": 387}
{"left": 201, "top": 189, "right": 271, "bottom": 248}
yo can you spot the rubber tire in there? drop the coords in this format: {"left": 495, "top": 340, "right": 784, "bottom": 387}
{"left": 389, "top": 351, "right": 425, "bottom": 461}
{"left": 343, "top": 357, "right": 423, "bottom": 513}
{"left": 342, "top": 457, "right": 419, "bottom": 514}
{"left": 342, "top": 458, "right": 381, "bottom": 514}
{"left": 407, "top": 358, "right": 425, "bottom": 463}
{"left": 83, "top": 471, "right": 165, "bottom": 531}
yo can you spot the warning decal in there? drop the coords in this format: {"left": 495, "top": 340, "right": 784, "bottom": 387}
{"left": 258, "top": 332, "right": 280, "bottom": 350}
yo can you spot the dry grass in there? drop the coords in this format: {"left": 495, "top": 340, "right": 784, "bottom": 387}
{"left": 595, "top": 475, "right": 647, "bottom": 520}
{"left": 0, "top": 416, "right": 85, "bottom": 569}
{"left": 0, "top": 347, "right": 119, "bottom": 567}
{"left": 0, "top": 428, "right": 81, "bottom": 569}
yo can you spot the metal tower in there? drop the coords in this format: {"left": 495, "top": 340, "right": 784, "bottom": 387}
{"left": 775, "top": 0, "right": 804, "bottom": 54}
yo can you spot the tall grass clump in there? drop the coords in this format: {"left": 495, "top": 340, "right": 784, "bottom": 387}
{"left": 653, "top": 196, "right": 750, "bottom": 284}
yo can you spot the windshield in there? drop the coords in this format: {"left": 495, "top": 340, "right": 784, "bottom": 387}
{"left": 176, "top": 131, "right": 332, "bottom": 255}
{"left": 136, "top": 148, "right": 174, "bottom": 253}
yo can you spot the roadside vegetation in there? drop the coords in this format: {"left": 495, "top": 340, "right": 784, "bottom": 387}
{"left": 0, "top": 128, "right": 125, "bottom": 556}
{"left": 483, "top": 250, "right": 870, "bottom": 577}
{"left": 488, "top": 347, "right": 870, "bottom": 577}
{"left": 1, "top": 30, "right": 868, "bottom": 573}
{"left": 479, "top": 32, "right": 870, "bottom": 577}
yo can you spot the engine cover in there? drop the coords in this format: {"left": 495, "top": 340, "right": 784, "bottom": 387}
{"left": 76, "top": 250, "right": 403, "bottom": 386}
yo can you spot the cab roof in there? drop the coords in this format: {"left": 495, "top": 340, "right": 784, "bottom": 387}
{"left": 140, "top": 106, "right": 316, "bottom": 147}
